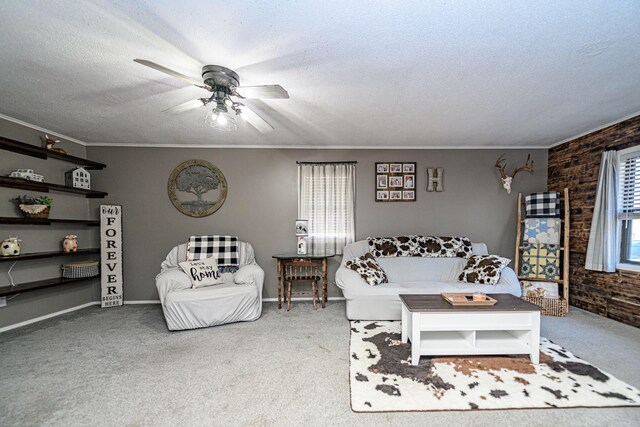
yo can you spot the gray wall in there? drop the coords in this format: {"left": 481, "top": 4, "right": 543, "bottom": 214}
{"left": 86, "top": 146, "right": 548, "bottom": 301}
{"left": 0, "top": 118, "right": 100, "bottom": 329}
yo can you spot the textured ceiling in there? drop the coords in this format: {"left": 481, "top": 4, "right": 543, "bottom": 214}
{"left": 0, "top": 0, "right": 639, "bottom": 148}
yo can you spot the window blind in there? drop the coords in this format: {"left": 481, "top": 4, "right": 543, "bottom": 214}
{"left": 619, "top": 149, "right": 640, "bottom": 220}
{"left": 297, "top": 163, "right": 355, "bottom": 254}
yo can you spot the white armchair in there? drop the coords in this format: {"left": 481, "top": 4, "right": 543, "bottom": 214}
{"left": 155, "top": 241, "right": 264, "bottom": 331}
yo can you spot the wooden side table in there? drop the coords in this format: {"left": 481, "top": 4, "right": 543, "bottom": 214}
{"left": 272, "top": 253, "right": 335, "bottom": 309}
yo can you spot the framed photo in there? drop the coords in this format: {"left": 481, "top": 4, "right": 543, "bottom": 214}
{"left": 295, "top": 219, "right": 309, "bottom": 236}
{"left": 390, "top": 164, "right": 403, "bottom": 173}
{"left": 297, "top": 236, "right": 307, "bottom": 255}
{"left": 389, "top": 176, "right": 403, "bottom": 187}
{"left": 376, "top": 163, "right": 389, "bottom": 173}
{"left": 375, "top": 162, "right": 416, "bottom": 202}
{"left": 376, "top": 190, "right": 389, "bottom": 200}
{"left": 376, "top": 175, "right": 388, "bottom": 188}
{"left": 403, "top": 175, "right": 415, "bottom": 189}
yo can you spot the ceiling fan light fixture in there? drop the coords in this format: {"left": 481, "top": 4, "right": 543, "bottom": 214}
{"left": 204, "top": 106, "right": 238, "bottom": 131}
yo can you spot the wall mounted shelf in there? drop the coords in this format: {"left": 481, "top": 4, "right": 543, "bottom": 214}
{"left": 0, "top": 217, "right": 99, "bottom": 226}
{"left": 0, "top": 177, "right": 107, "bottom": 198}
{"left": 0, "top": 275, "right": 100, "bottom": 297}
{"left": 0, "top": 248, "right": 99, "bottom": 263}
{"left": 0, "top": 136, "right": 105, "bottom": 170}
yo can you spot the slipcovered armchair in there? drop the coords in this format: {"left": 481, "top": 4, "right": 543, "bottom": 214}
{"left": 156, "top": 241, "right": 264, "bottom": 331}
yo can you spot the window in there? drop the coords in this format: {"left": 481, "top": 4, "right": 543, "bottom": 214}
{"left": 619, "top": 145, "right": 640, "bottom": 266}
{"left": 298, "top": 163, "right": 356, "bottom": 254}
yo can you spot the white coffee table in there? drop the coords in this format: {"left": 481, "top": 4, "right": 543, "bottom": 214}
{"left": 400, "top": 294, "right": 541, "bottom": 365}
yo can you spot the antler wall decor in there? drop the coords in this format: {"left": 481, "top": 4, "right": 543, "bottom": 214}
{"left": 494, "top": 154, "right": 534, "bottom": 194}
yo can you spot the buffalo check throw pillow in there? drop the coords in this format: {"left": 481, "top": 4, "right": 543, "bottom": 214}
{"left": 525, "top": 192, "right": 561, "bottom": 217}
{"left": 187, "top": 236, "right": 239, "bottom": 271}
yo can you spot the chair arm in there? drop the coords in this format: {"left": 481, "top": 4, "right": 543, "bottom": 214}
{"left": 234, "top": 264, "right": 265, "bottom": 293}
{"left": 155, "top": 268, "right": 192, "bottom": 305}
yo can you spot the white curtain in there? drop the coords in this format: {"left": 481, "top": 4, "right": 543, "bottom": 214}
{"left": 298, "top": 163, "right": 355, "bottom": 254}
{"left": 585, "top": 150, "right": 619, "bottom": 272}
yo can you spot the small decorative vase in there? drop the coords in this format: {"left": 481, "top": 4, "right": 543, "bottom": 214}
{"left": 1, "top": 237, "right": 21, "bottom": 256}
{"left": 63, "top": 235, "right": 78, "bottom": 253}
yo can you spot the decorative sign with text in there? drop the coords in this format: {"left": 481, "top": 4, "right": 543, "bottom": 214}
{"left": 100, "top": 205, "right": 123, "bottom": 308}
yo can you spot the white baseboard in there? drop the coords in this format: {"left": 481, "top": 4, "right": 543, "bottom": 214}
{"left": 123, "top": 300, "right": 161, "bottom": 305}
{"left": 263, "top": 296, "right": 345, "bottom": 302}
{"left": 0, "top": 297, "right": 342, "bottom": 333}
{"left": 0, "top": 301, "right": 99, "bottom": 333}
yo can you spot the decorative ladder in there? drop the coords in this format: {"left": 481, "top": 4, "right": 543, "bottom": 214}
{"left": 514, "top": 187, "right": 570, "bottom": 316}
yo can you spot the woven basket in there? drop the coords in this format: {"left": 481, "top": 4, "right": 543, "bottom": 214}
{"left": 62, "top": 261, "right": 99, "bottom": 279}
{"left": 523, "top": 296, "right": 568, "bottom": 317}
{"left": 19, "top": 204, "right": 50, "bottom": 219}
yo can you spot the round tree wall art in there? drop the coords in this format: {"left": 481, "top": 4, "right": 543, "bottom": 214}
{"left": 167, "top": 160, "right": 228, "bottom": 217}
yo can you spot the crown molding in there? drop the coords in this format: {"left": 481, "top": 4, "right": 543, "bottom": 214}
{"left": 86, "top": 142, "right": 545, "bottom": 150}
{"left": 548, "top": 110, "right": 640, "bottom": 149}
{"left": 2, "top": 111, "right": 638, "bottom": 151}
{"left": 0, "top": 113, "right": 89, "bottom": 146}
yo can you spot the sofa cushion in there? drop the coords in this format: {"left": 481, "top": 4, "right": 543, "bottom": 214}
{"left": 345, "top": 253, "right": 388, "bottom": 286}
{"left": 368, "top": 235, "right": 472, "bottom": 258}
{"left": 414, "top": 236, "right": 473, "bottom": 258}
{"left": 458, "top": 255, "right": 511, "bottom": 285}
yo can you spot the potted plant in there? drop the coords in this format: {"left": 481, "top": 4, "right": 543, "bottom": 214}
{"left": 14, "top": 195, "right": 54, "bottom": 219}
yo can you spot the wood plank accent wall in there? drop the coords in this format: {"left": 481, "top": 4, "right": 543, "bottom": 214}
{"left": 548, "top": 115, "right": 640, "bottom": 328}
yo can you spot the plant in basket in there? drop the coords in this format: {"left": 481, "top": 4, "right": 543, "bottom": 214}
{"left": 13, "top": 195, "right": 54, "bottom": 218}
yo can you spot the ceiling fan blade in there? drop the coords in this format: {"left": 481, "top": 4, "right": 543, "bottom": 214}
{"left": 162, "top": 98, "right": 206, "bottom": 114}
{"left": 134, "top": 59, "right": 209, "bottom": 90}
{"left": 239, "top": 105, "right": 274, "bottom": 133}
{"left": 235, "top": 85, "right": 289, "bottom": 99}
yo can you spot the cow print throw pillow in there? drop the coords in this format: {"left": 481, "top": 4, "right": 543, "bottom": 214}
{"left": 368, "top": 235, "right": 473, "bottom": 258}
{"left": 345, "top": 252, "right": 388, "bottom": 286}
{"left": 458, "top": 255, "right": 511, "bottom": 285}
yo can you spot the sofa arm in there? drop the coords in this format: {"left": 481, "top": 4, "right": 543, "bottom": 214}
{"left": 335, "top": 266, "right": 369, "bottom": 299}
{"left": 234, "top": 264, "right": 265, "bottom": 293}
{"left": 155, "top": 268, "right": 192, "bottom": 305}
{"left": 498, "top": 266, "right": 520, "bottom": 289}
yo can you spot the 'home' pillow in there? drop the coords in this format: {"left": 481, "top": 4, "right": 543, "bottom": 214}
{"left": 179, "top": 256, "right": 225, "bottom": 288}
{"left": 458, "top": 255, "right": 510, "bottom": 285}
{"left": 345, "top": 252, "right": 388, "bottom": 286}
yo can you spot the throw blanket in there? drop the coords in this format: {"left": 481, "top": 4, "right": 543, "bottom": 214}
{"left": 187, "top": 235, "right": 239, "bottom": 272}
{"left": 368, "top": 235, "right": 472, "bottom": 258}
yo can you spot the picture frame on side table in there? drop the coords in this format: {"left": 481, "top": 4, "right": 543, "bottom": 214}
{"left": 295, "top": 219, "right": 309, "bottom": 236}
{"left": 297, "top": 236, "right": 307, "bottom": 255}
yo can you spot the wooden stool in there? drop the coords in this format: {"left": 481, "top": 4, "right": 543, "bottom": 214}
{"left": 283, "top": 260, "right": 321, "bottom": 311}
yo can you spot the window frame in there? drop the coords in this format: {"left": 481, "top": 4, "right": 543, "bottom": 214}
{"left": 617, "top": 145, "right": 640, "bottom": 270}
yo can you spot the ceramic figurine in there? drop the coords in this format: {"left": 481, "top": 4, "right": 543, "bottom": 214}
{"left": 63, "top": 235, "right": 78, "bottom": 253}
{"left": 1, "top": 237, "right": 21, "bottom": 256}
{"left": 42, "top": 134, "right": 67, "bottom": 154}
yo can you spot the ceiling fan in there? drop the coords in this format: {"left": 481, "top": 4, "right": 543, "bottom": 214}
{"left": 133, "top": 59, "right": 289, "bottom": 133}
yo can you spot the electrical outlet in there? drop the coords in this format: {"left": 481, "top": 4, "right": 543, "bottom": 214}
{"left": 0, "top": 297, "right": 6, "bottom": 308}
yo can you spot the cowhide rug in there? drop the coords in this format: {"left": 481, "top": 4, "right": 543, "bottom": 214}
{"left": 350, "top": 321, "right": 640, "bottom": 412}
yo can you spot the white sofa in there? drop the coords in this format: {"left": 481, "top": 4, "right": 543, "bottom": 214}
{"left": 335, "top": 240, "right": 521, "bottom": 320}
{"left": 155, "top": 241, "right": 264, "bottom": 331}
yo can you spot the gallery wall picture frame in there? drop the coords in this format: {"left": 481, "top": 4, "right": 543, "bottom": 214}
{"left": 375, "top": 162, "right": 417, "bottom": 202}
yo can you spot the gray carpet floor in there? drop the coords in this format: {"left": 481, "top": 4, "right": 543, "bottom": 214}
{"left": 1, "top": 302, "right": 639, "bottom": 427}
